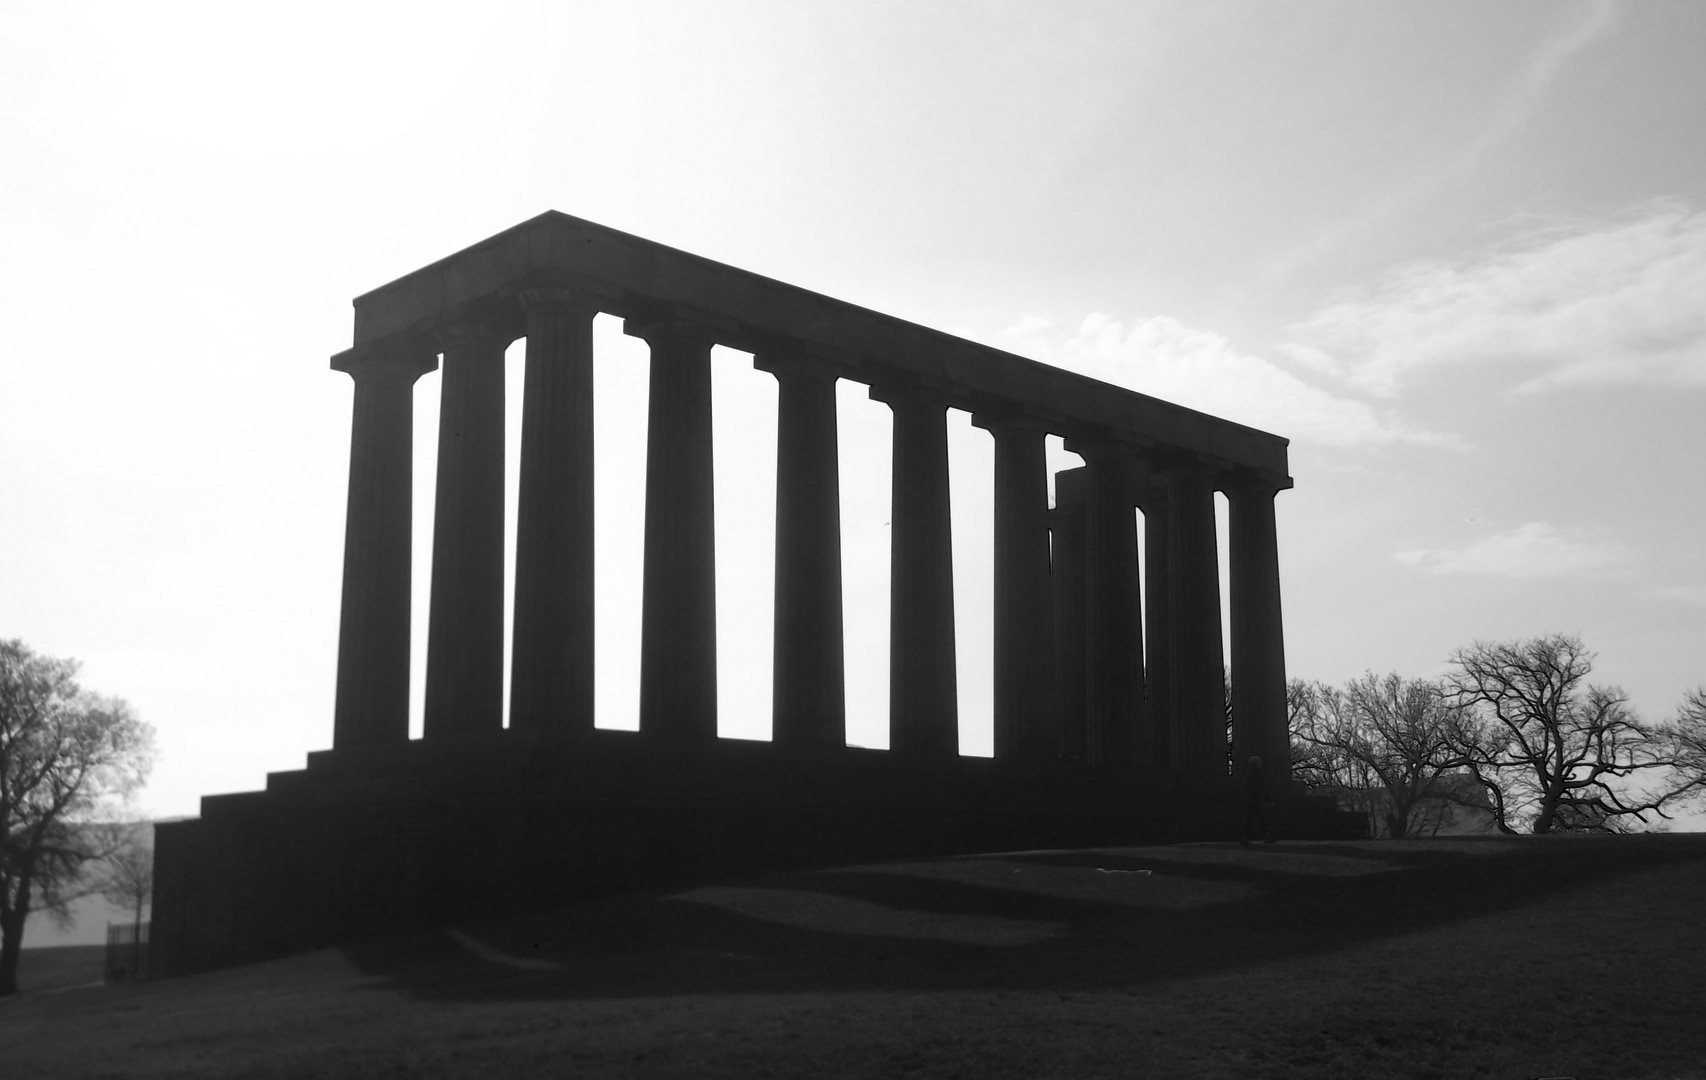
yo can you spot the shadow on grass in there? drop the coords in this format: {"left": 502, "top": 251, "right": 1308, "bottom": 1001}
{"left": 341, "top": 833, "right": 1706, "bottom": 1005}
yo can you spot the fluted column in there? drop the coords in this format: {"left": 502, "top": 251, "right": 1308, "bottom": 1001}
{"left": 1136, "top": 477, "right": 1174, "bottom": 770}
{"left": 757, "top": 353, "right": 846, "bottom": 748}
{"left": 1071, "top": 440, "right": 1145, "bottom": 768}
{"left": 422, "top": 320, "right": 511, "bottom": 739}
{"left": 509, "top": 289, "right": 598, "bottom": 735}
{"left": 872, "top": 383, "right": 958, "bottom": 756}
{"left": 1228, "top": 478, "right": 1291, "bottom": 779}
{"left": 1050, "top": 466, "right": 1089, "bottom": 763}
{"left": 330, "top": 340, "right": 437, "bottom": 748}
{"left": 974, "top": 412, "right": 1057, "bottom": 762}
{"left": 629, "top": 318, "right": 719, "bottom": 741}
{"left": 1166, "top": 464, "right": 1226, "bottom": 777}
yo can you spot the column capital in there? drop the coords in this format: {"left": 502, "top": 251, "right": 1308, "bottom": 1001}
{"left": 1052, "top": 463, "right": 1089, "bottom": 509}
{"left": 970, "top": 409, "right": 1051, "bottom": 437}
{"left": 1061, "top": 432, "right": 1147, "bottom": 462}
{"left": 1064, "top": 436, "right": 1158, "bottom": 501}
{"left": 1131, "top": 471, "right": 1172, "bottom": 510}
{"left": 434, "top": 316, "right": 518, "bottom": 353}
{"left": 752, "top": 351, "right": 848, "bottom": 384}
{"left": 623, "top": 314, "right": 724, "bottom": 347}
{"left": 1220, "top": 470, "right": 1295, "bottom": 498}
{"left": 331, "top": 337, "right": 439, "bottom": 384}
{"left": 1144, "top": 450, "right": 1228, "bottom": 484}
{"left": 868, "top": 378, "right": 950, "bottom": 409}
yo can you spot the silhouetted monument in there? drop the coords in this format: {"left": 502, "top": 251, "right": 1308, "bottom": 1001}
{"left": 152, "top": 213, "right": 1361, "bottom": 975}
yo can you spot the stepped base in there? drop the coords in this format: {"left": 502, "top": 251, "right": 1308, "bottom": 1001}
{"left": 152, "top": 728, "right": 1363, "bottom": 975}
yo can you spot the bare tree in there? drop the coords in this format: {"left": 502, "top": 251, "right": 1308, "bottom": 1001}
{"left": 1660, "top": 687, "right": 1706, "bottom": 809}
{"left": 1288, "top": 672, "right": 1473, "bottom": 837}
{"left": 1289, "top": 679, "right": 1348, "bottom": 785}
{"left": 99, "top": 826, "right": 153, "bottom": 978}
{"left": 1443, "top": 634, "right": 1681, "bottom": 834}
{"left": 1, "top": 640, "right": 154, "bottom": 995}
{"left": 100, "top": 828, "right": 153, "bottom": 927}
{"left": 1287, "top": 678, "right": 1339, "bottom": 787}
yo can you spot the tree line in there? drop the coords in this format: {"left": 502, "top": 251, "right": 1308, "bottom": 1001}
{"left": 6, "top": 631, "right": 1706, "bottom": 995}
{"left": 1283, "top": 633, "right": 1706, "bottom": 837}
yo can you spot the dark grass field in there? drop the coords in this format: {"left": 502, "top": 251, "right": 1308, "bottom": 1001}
{"left": 6, "top": 835, "right": 1704, "bottom": 1079}
{"left": 12, "top": 944, "right": 104, "bottom": 994}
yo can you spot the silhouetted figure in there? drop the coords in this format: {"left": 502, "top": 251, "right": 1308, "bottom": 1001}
{"left": 1241, "top": 755, "right": 1273, "bottom": 846}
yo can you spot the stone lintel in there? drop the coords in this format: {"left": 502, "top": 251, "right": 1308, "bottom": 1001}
{"left": 349, "top": 211, "right": 1292, "bottom": 477}
{"left": 517, "top": 270, "right": 626, "bottom": 308}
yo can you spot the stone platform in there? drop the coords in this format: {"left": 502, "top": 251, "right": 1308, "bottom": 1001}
{"left": 151, "top": 730, "right": 1363, "bottom": 976}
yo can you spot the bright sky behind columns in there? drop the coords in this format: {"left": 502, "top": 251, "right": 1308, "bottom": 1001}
{"left": 3, "top": 0, "right": 1705, "bottom": 823}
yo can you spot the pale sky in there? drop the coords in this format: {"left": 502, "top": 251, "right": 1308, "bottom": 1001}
{"left": 4, "top": 0, "right": 1705, "bottom": 828}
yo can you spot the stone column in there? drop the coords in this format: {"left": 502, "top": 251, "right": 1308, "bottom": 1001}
{"left": 1228, "top": 477, "right": 1291, "bottom": 779}
{"left": 1136, "top": 477, "right": 1174, "bottom": 771}
{"left": 756, "top": 353, "right": 846, "bottom": 748}
{"left": 629, "top": 318, "right": 719, "bottom": 741}
{"left": 330, "top": 340, "right": 437, "bottom": 749}
{"left": 974, "top": 412, "right": 1057, "bottom": 762}
{"left": 508, "top": 289, "right": 598, "bottom": 736}
{"left": 872, "top": 383, "right": 958, "bottom": 756}
{"left": 422, "top": 320, "right": 511, "bottom": 739}
{"left": 1050, "top": 466, "right": 1089, "bottom": 763}
{"left": 1166, "top": 464, "right": 1227, "bottom": 778}
{"left": 1072, "top": 440, "right": 1145, "bottom": 768}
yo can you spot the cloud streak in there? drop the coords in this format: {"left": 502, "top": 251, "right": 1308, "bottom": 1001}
{"left": 1394, "top": 522, "right": 1629, "bottom": 579}
{"left": 1286, "top": 203, "right": 1706, "bottom": 396}
{"left": 1259, "top": 1, "right": 1620, "bottom": 286}
{"left": 989, "top": 312, "right": 1458, "bottom": 450}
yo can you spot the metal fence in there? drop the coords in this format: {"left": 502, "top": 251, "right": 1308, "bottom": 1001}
{"left": 105, "top": 921, "right": 150, "bottom": 982}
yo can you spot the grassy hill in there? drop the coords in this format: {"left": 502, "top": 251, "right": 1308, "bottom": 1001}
{"left": 5, "top": 834, "right": 1704, "bottom": 1079}
{"left": 10, "top": 944, "right": 104, "bottom": 993}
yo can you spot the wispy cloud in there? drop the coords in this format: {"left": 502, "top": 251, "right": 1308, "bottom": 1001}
{"left": 1260, "top": 1, "right": 1620, "bottom": 286}
{"left": 987, "top": 312, "right": 1459, "bottom": 450}
{"left": 1286, "top": 203, "right": 1706, "bottom": 396}
{"left": 1394, "top": 522, "right": 1629, "bottom": 579}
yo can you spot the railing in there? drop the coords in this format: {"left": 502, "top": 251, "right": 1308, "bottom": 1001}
{"left": 104, "top": 920, "right": 150, "bottom": 982}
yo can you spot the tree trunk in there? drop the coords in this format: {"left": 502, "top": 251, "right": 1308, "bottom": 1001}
{"left": 0, "top": 907, "right": 23, "bottom": 996}
{"left": 1386, "top": 808, "right": 1409, "bottom": 839}
{"left": 0, "top": 870, "right": 32, "bottom": 996}
{"left": 1534, "top": 787, "right": 1563, "bottom": 834}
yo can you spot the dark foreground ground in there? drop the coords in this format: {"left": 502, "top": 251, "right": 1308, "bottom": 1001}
{"left": 6, "top": 835, "right": 1705, "bottom": 1079}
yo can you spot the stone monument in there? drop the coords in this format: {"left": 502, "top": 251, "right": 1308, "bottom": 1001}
{"left": 151, "top": 212, "right": 1361, "bottom": 976}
